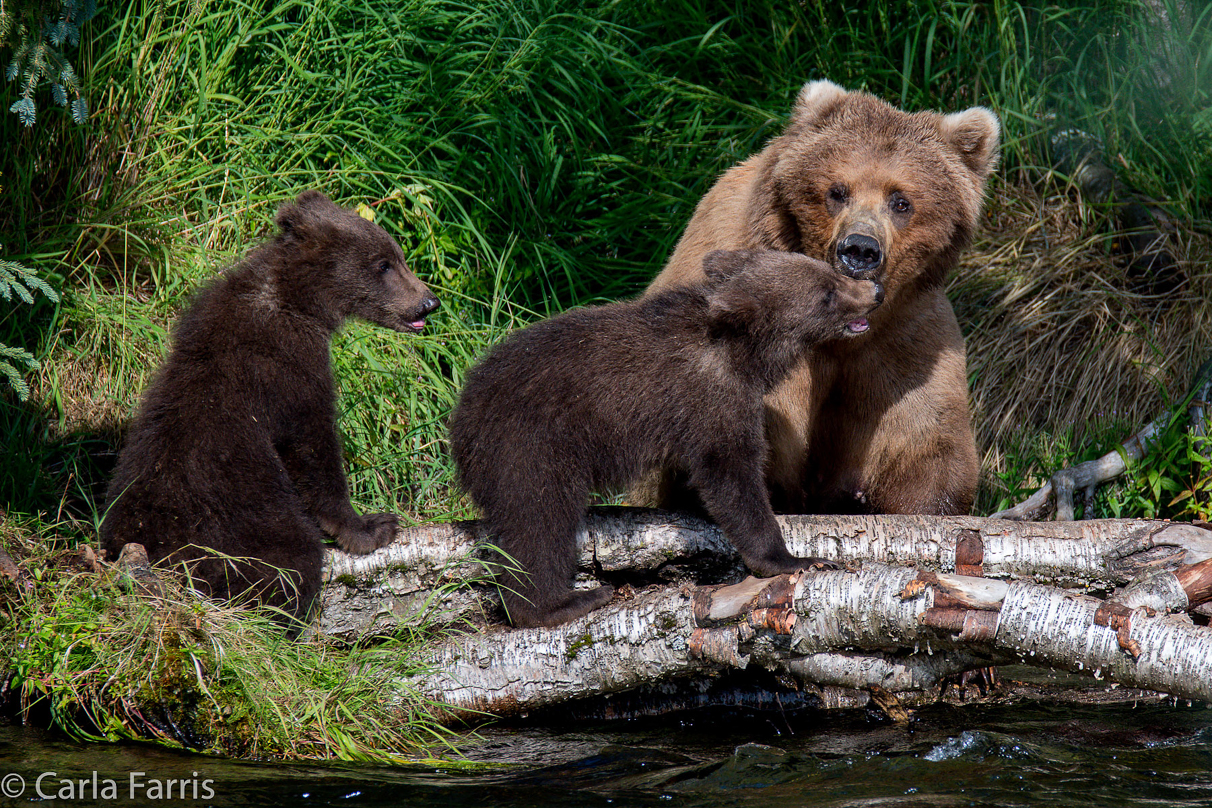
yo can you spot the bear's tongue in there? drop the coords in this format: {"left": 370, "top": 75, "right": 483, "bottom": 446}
{"left": 410, "top": 319, "right": 427, "bottom": 331}
{"left": 847, "top": 318, "right": 869, "bottom": 334}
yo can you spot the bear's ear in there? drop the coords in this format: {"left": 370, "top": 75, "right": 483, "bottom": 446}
{"left": 275, "top": 192, "right": 340, "bottom": 241}
{"left": 275, "top": 202, "right": 309, "bottom": 240}
{"left": 940, "top": 106, "right": 1000, "bottom": 180}
{"left": 706, "top": 283, "right": 759, "bottom": 329}
{"left": 702, "top": 250, "right": 755, "bottom": 283}
{"left": 294, "top": 190, "right": 337, "bottom": 211}
{"left": 789, "top": 80, "right": 848, "bottom": 129}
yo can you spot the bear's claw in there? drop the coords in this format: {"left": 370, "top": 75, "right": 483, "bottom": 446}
{"left": 336, "top": 512, "right": 399, "bottom": 554}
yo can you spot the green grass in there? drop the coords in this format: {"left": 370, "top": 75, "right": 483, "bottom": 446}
{"left": 980, "top": 391, "right": 1212, "bottom": 522}
{"left": 0, "top": 524, "right": 456, "bottom": 760}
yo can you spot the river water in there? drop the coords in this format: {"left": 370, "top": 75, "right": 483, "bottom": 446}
{"left": 3, "top": 689, "right": 1211, "bottom": 807}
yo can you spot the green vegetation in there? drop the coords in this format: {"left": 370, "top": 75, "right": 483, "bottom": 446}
{"left": 0, "top": 259, "right": 59, "bottom": 400}
{"left": 0, "top": 526, "right": 454, "bottom": 760}
{"left": 1, "top": 0, "right": 1210, "bottom": 755}
{"left": 1, "top": 0, "right": 94, "bottom": 126}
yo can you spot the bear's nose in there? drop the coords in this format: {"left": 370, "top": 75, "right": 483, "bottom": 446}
{"left": 420, "top": 295, "right": 440, "bottom": 316}
{"left": 837, "top": 233, "right": 882, "bottom": 277}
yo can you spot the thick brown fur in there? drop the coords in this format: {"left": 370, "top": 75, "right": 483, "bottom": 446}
{"left": 450, "top": 250, "right": 881, "bottom": 627}
{"left": 646, "top": 81, "right": 999, "bottom": 516}
{"left": 101, "top": 191, "right": 439, "bottom": 631}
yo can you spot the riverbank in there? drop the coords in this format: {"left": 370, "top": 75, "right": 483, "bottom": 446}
{"left": 0, "top": 523, "right": 453, "bottom": 761}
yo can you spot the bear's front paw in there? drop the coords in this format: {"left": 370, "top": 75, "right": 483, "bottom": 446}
{"left": 792, "top": 555, "right": 839, "bottom": 571}
{"left": 336, "top": 512, "right": 399, "bottom": 554}
{"left": 750, "top": 553, "right": 839, "bottom": 576}
{"left": 361, "top": 512, "right": 400, "bottom": 549}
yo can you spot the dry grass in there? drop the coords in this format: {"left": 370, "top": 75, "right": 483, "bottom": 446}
{"left": 954, "top": 177, "right": 1212, "bottom": 500}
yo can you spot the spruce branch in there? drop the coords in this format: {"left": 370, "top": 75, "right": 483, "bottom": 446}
{"left": 0, "top": 345, "right": 36, "bottom": 402}
{"left": 0, "top": 259, "right": 58, "bottom": 402}
{"left": 0, "top": 0, "right": 95, "bottom": 126}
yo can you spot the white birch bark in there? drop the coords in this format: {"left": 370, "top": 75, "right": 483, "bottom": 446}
{"left": 318, "top": 510, "right": 1212, "bottom": 639}
{"left": 782, "top": 651, "right": 997, "bottom": 694}
{"left": 994, "top": 581, "right": 1212, "bottom": 701}
{"left": 403, "top": 562, "right": 1212, "bottom": 718}
{"left": 414, "top": 588, "right": 697, "bottom": 720}
{"left": 316, "top": 512, "right": 1212, "bottom": 717}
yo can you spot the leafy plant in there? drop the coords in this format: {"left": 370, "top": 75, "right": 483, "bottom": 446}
{"left": 1, "top": 0, "right": 95, "bottom": 125}
{"left": 1114, "top": 412, "right": 1212, "bottom": 521}
{"left": 0, "top": 258, "right": 58, "bottom": 400}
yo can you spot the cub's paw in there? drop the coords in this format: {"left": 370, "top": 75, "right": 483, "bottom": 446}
{"left": 336, "top": 512, "right": 399, "bottom": 554}
{"left": 363, "top": 512, "right": 400, "bottom": 548}
{"left": 750, "top": 553, "right": 839, "bottom": 576}
{"left": 511, "top": 585, "right": 615, "bottom": 628}
{"left": 545, "top": 585, "right": 615, "bottom": 626}
{"left": 792, "top": 555, "right": 839, "bottom": 571}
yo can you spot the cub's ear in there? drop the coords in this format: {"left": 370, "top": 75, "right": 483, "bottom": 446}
{"left": 707, "top": 283, "right": 759, "bottom": 329}
{"left": 275, "top": 191, "right": 340, "bottom": 240}
{"left": 296, "top": 189, "right": 330, "bottom": 206}
{"left": 789, "top": 79, "right": 848, "bottom": 129}
{"left": 702, "top": 249, "right": 755, "bottom": 283}
{"left": 940, "top": 106, "right": 1000, "bottom": 180}
{"left": 275, "top": 202, "right": 308, "bottom": 240}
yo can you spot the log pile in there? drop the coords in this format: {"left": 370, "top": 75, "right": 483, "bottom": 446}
{"left": 317, "top": 510, "right": 1212, "bottom": 720}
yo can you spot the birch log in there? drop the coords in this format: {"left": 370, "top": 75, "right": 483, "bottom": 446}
{"left": 320, "top": 510, "right": 1212, "bottom": 639}
{"left": 406, "top": 565, "right": 1212, "bottom": 719}
{"left": 315, "top": 510, "right": 1212, "bottom": 719}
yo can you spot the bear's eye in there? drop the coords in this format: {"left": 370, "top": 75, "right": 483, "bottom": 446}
{"left": 889, "top": 193, "right": 913, "bottom": 216}
{"left": 376, "top": 259, "right": 392, "bottom": 274}
{"left": 827, "top": 184, "right": 849, "bottom": 204}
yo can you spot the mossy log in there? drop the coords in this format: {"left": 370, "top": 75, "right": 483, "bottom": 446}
{"left": 317, "top": 510, "right": 1212, "bottom": 720}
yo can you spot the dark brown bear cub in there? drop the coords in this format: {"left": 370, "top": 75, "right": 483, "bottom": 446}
{"left": 449, "top": 250, "right": 881, "bottom": 627}
{"left": 101, "top": 191, "right": 439, "bottom": 631}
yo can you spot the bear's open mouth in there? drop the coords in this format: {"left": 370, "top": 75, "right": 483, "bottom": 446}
{"left": 845, "top": 318, "right": 869, "bottom": 334}
{"left": 403, "top": 319, "right": 427, "bottom": 332}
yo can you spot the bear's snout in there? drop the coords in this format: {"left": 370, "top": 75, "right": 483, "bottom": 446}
{"left": 398, "top": 292, "right": 440, "bottom": 332}
{"left": 836, "top": 232, "right": 883, "bottom": 278}
{"left": 853, "top": 277, "right": 883, "bottom": 314}
{"left": 418, "top": 294, "right": 440, "bottom": 318}
{"left": 830, "top": 275, "right": 883, "bottom": 338}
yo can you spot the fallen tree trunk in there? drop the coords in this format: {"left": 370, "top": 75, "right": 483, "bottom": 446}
{"left": 319, "top": 509, "right": 1212, "bottom": 639}
{"left": 317, "top": 511, "right": 1212, "bottom": 720}
{"left": 407, "top": 564, "right": 1212, "bottom": 720}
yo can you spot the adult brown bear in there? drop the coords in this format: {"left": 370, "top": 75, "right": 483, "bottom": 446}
{"left": 646, "top": 80, "right": 999, "bottom": 516}
{"left": 101, "top": 191, "right": 439, "bottom": 631}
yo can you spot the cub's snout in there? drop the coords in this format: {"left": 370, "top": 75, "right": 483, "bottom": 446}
{"left": 833, "top": 275, "right": 883, "bottom": 336}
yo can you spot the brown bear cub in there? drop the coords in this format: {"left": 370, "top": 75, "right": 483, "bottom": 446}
{"left": 449, "top": 250, "right": 882, "bottom": 627}
{"left": 101, "top": 191, "right": 439, "bottom": 631}
{"left": 647, "top": 80, "right": 999, "bottom": 517}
